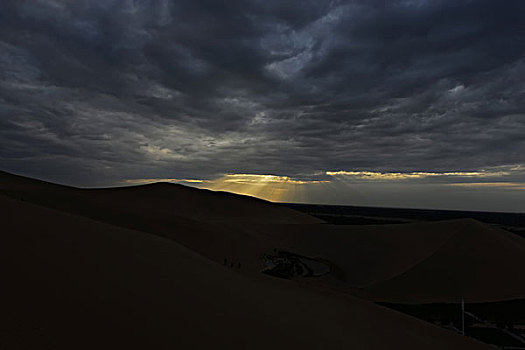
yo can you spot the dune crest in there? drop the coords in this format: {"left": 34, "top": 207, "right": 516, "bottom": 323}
{"left": 364, "top": 219, "right": 525, "bottom": 303}
{"left": 0, "top": 170, "right": 321, "bottom": 224}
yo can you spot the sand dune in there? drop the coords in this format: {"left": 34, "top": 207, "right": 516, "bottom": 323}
{"left": 0, "top": 196, "right": 491, "bottom": 349}
{"left": 0, "top": 170, "right": 320, "bottom": 224}
{"left": 242, "top": 220, "right": 468, "bottom": 286}
{"left": 232, "top": 219, "right": 525, "bottom": 303}
{"left": 365, "top": 219, "right": 525, "bottom": 303}
{"left": 0, "top": 170, "right": 318, "bottom": 271}
{"left": 2, "top": 170, "right": 524, "bottom": 306}
{"left": 0, "top": 171, "right": 294, "bottom": 272}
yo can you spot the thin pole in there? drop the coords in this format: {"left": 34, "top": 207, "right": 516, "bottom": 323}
{"left": 461, "top": 297, "right": 465, "bottom": 336}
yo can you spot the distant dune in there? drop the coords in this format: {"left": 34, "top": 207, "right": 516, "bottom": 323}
{"left": 0, "top": 170, "right": 319, "bottom": 272}
{"left": 364, "top": 219, "right": 525, "bottom": 303}
{"left": 0, "top": 170, "right": 321, "bottom": 224}
{"left": 245, "top": 220, "right": 525, "bottom": 303}
{"left": 1, "top": 170, "right": 524, "bottom": 348}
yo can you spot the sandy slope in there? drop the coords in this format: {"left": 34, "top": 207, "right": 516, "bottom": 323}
{"left": 0, "top": 170, "right": 319, "bottom": 271}
{"left": 0, "top": 170, "right": 321, "bottom": 225}
{"left": 242, "top": 220, "right": 468, "bottom": 286}
{"left": 364, "top": 219, "right": 525, "bottom": 303}
{"left": 235, "top": 219, "right": 525, "bottom": 303}
{"left": 2, "top": 170, "right": 524, "bottom": 304}
{"left": 0, "top": 196, "right": 491, "bottom": 349}
{"left": 88, "top": 183, "right": 322, "bottom": 224}
{"left": 0, "top": 171, "right": 286, "bottom": 272}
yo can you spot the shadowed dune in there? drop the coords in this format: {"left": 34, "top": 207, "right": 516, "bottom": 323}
{"left": 242, "top": 220, "right": 469, "bottom": 286}
{"left": 245, "top": 220, "right": 525, "bottom": 303}
{"left": 0, "top": 171, "right": 306, "bottom": 272}
{"left": 0, "top": 170, "right": 321, "bottom": 225}
{"left": 0, "top": 170, "right": 318, "bottom": 271}
{"left": 364, "top": 219, "right": 525, "bottom": 303}
{"left": 0, "top": 196, "right": 491, "bottom": 349}
{"left": 2, "top": 170, "right": 525, "bottom": 307}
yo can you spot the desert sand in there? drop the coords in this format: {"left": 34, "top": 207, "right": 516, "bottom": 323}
{"left": 1, "top": 196, "right": 490, "bottom": 349}
{"left": 1, "top": 170, "right": 523, "bottom": 348}
{"left": 242, "top": 219, "right": 525, "bottom": 303}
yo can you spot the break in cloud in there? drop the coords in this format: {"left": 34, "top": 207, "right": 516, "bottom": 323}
{"left": 1, "top": 0, "right": 525, "bottom": 210}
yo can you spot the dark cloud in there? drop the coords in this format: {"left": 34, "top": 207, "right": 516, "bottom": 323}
{"left": 1, "top": 0, "right": 525, "bottom": 201}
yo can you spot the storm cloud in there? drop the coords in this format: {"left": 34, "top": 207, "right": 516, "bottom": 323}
{"left": 1, "top": 0, "right": 525, "bottom": 210}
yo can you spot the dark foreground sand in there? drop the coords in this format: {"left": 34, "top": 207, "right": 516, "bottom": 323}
{"left": 2, "top": 170, "right": 524, "bottom": 348}
{"left": 0, "top": 196, "right": 491, "bottom": 349}
{"left": 2, "top": 170, "right": 525, "bottom": 305}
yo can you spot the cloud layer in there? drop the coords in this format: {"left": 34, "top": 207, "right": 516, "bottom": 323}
{"left": 1, "top": 0, "right": 525, "bottom": 209}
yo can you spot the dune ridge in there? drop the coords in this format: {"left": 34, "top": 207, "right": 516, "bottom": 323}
{"left": 365, "top": 219, "right": 525, "bottom": 303}
{"left": 225, "top": 217, "right": 525, "bottom": 303}
{"left": 0, "top": 170, "right": 321, "bottom": 225}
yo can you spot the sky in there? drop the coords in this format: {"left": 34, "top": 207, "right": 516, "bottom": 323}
{"left": 1, "top": 0, "right": 525, "bottom": 212}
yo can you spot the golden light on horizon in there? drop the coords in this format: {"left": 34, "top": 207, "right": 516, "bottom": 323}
{"left": 449, "top": 182, "right": 525, "bottom": 190}
{"left": 124, "top": 178, "right": 204, "bottom": 184}
{"left": 123, "top": 166, "right": 522, "bottom": 203}
{"left": 326, "top": 170, "right": 510, "bottom": 180}
{"left": 200, "top": 174, "right": 328, "bottom": 202}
